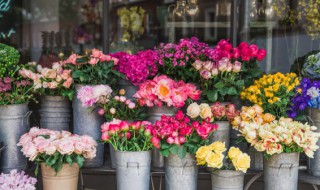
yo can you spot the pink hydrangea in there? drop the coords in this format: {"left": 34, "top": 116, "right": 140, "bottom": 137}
{"left": 0, "top": 170, "right": 37, "bottom": 190}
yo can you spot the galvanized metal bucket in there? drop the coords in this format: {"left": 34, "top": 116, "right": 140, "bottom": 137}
{"left": 118, "top": 79, "right": 139, "bottom": 99}
{"left": 73, "top": 84, "right": 104, "bottom": 167}
{"left": 40, "top": 96, "right": 71, "bottom": 131}
{"left": 211, "top": 170, "right": 244, "bottom": 190}
{"left": 109, "top": 144, "right": 116, "bottom": 168}
{"left": 248, "top": 146, "right": 263, "bottom": 171}
{"left": 0, "top": 103, "right": 32, "bottom": 173}
{"left": 115, "top": 150, "right": 151, "bottom": 190}
{"left": 307, "top": 108, "right": 320, "bottom": 177}
{"left": 165, "top": 153, "right": 198, "bottom": 190}
{"left": 264, "top": 153, "right": 299, "bottom": 190}
{"left": 209, "top": 121, "right": 231, "bottom": 148}
{"left": 41, "top": 163, "right": 79, "bottom": 190}
{"left": 148, "top": 106, "right": 177, "bottom": 168}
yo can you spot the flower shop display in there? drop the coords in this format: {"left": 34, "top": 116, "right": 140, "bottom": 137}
{"left": 195, "top": 40, "right": 266, "bottom": 102}
{"left": 288, "top": 78, "right": 320, "bottom": 176}
{"left": 18, "top": 127, "right": 97, "bottom": 190}
{"left": 63, "top": 49, "right": 123, "bottom": 167}
{"left": 0, "top": 44, "right": 34, "bottom": 173}
{"left": 196, "top": 142, "right": 250, "bottom": 190}
{"left": 111, "top": 50, "right": 158, "bottom": 98}
{"left": 20, "top": 62, "right": 74, "bottom": 131}
{"left": 232, "top": 105, "right": 320, "bottom": 190}
{"left": 133, "top": 74, "right": 201, "bottom": 167}
{"left": 155, "top": 37, "right": 210, "bottom": 83}
{"left": 187, "top": 102, "right": 239, "bottom": 151}
{"left": 152, "top": 111, "right": 217, "bottom": 190}
{"left": 78, "top": 85, "right": 147, "bottom": 168}
{"left": 241, "top": 72, "right": 300, "bottom": 119}
{"left": 0, "top": 170, "right": 37, "bottom": 190}
{"left": 101, "top": 120, "right": 153, "bottom": 190}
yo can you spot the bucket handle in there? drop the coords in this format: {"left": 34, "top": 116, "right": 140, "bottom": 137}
{"left": 305, "top": 116, "right": 314, "bottom": 126}
{"left": 22, "top": 111, "right": 32, "bottom": 128}
{"left": 278, "top": 163, "right": 294, "bottom": 176}
{"left": 244, "top": 172, "right": 262, "bottom": 190}
{"left": 182, "top": 160, "right": 197, "bottom": 174}
{"left": 127, "top": 162, "right": 140, "bottom": 175}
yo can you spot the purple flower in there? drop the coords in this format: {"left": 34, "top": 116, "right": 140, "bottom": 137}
{"left": 0, "top": 169, "right": 37, "bottom": 190}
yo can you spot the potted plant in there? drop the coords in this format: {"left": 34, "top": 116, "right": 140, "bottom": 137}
{"left": 101, "top": 120, "right": 153, "bottom": 190}
{"left": 63, "top": 48, "right": 123, "bottom": 167}
{"left": 186, "top": 102, "right": 239, "bottom": 152}
{"left": 232, "top": 105, "right": 320, "bottom": 190}
{"left": 20, "top": 61, "right": 74, "bottom": 131}
{"left": 151, "top": 110, "right": 217, "bottom": 190}
{"left": 196, "top": 141, "right": 250, "bottom": 190}
{"left": 289, "top": 77, "right": 320, "bottom": 177}
{"left": 112, "top": 50, "right": 158, "bottom": 98}
{"left": 0, "top": 169, "right": 37, "bottom": 190}
{"left": 77, "top": 86, "right": 147, "bottom": 168}
{"left": 134, "top": 74, "right": 201, "bottom": 167}
{"left": 0, "top": 43, "right": 35, "bottom": 173}
{"left": 18, "top": 127, "right": 97, "bottom": 190}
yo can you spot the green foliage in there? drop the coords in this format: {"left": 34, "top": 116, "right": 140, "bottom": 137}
{"left": 0, "top": 43, "right": 20, "bottom": 78}
{"left": 160, "top": 132, "right": 209, "bottom": 159}
{"left": 241, "top": 61, "right": 263, "bottom": 87}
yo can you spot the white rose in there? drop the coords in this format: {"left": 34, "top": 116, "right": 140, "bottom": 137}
{"left": 187, "top": 103, "right": 200, "bottom": 118}
{"left": 199, "top": 103, "right": 212, "bottom": 119}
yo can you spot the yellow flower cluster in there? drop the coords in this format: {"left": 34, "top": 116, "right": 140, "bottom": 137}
{"left": 241, "top": 72, "right": 299, "bottom": 106}
{"left": 117, "top": 6, "right": 145, "bottom": 41}
{"left": 196, "top": 141, "right": 250, "bottom": 173}
{"left": 231, "top": 104, "right": 275, "bottom": 131}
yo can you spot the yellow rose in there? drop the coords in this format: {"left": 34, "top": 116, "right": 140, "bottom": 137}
{"left": 196, "top": 146, "right": 210, "bottom": 160}
{"left": 232, "top": 153, "right": 251, "bottom": 173}
{"left": 262, "top": 113, "right": 276, "bottom": 123}
{"left": 208, "top": 141, "right": 226, "bottom": 153}
{"left": 228, "top": 147, "right": 241, "bottom": 160}
{"left": 205, "top": 152, "right": 224, "bottom": 169}
{"left": 199, "top": 103, "right": 213, "bottom": 120}
{"left": 196, "top": 157, "right": 206, "bottom": 165}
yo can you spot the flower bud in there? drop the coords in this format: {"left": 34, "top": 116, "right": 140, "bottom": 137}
{"left": 98, "top": 108, "right": 105, "bottom": 116}
{"left": 119, "top": 89, "right": 126, "bottom": 96}
{"left": 110, "top": 108, "right": 116, "bottom": 115}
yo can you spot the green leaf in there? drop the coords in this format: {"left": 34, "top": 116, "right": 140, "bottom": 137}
{"left": 66, "top": 155, "right": 73, "bottom": 166}
{"left": 214, "top": 81, "right": 225, "bottom": 89}
{"left": 178, "top": 146, "right": 187, "bottom": 159}
{"left": 75, "top": 155, "right": 85, "bottom": 168}
{"left": 46, "top": 152, "right": 59, "bottom": 166}
{"left": 227, "top": 87, "right": 238, "bottom": 95}
{"left": 161, "top": 142, "right": 170, "bottom": 149}
{"left": 207, "top": 91, "right": 218, "bottom": 102}
{"left": 169, "top": 144, "right": 179, "bottom": 155}
{"left": 160, "top": 149, "right": 170, "bottom": 157}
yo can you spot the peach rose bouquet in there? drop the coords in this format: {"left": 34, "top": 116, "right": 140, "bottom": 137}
{"left": 133, "top": 75, "right": 201, "bottom": 108}
{"left": 186, "top": 102, "right": 239, "bottom": 122}
{"left": 18, "top": 127, "right": 97, "bottom": 174}
{"left": 196, "top": 141, "right": 250, "bottom": 173}
{"left": 232, "top": 105, "right": 320, "bottom": 158}
{"left": 20, "top": 62, "right": 74, "bottom": 100}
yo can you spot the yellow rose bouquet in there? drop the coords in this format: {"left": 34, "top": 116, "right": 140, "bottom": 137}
{"left": 232, "top": 105, "right": 320, "bottom": 158}
{"left": 240, "top": 72, "right": 300, "bottom": 119}
{"left": 196, "top": 141, "right": 250, "bottom": 173}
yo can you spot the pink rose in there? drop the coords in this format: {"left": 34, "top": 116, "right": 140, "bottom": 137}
{"left": 98, "top": 108, "right": 105, "bottom": 116}
{"left": 226, "top": 62, "right": 233, "bottom": 72}
{"left": 22, "top": 142, "right": 38, "bottom": 161}
{"left": 101, "top": 132, "right": 110, "bottom": 141}
{"left": 100, "top": 54, "right": 112, "bottom": 62}
{"left": 211, "top": 66, "right": 219, "bottom": 76}
{"left": 151, "top": 137, "right": 160, "bottom": 149}
{"left": 218, "top": 58, "right": 229, "bottom": 72}
{"left": 128, "top": 102, "right": 136, "bottom": 109}
{"left": 45, "top": 143, "right": 57, "bottom": 155}
{"left": 74, "top": 141, "right": 87, "bottom": 154}
{"left": 192, "top": 60, "right": 202, "bottom": 70}
{"left": 91, "top": 48, "right": 103, "bottom": 58}
{"left": 167, "top": 136, "right": 174, "bottom": 144}
{"left": 256, "top": 49, "right": 267, "bottom": 61}
{"left": 203, "top": 61, "right": 213, "bottom": 71}
{"left": 83, "top": 149, "right": 96, "bottom": 159}
{"left": 67, "top": 54, "right": 79, "bottom": 65}
{"left": 180, "top": 126, "right": 193, "bottom": 136}
{"left": 200, "top": 69, "right": 211, "bottom": 79}
{"left": 232, "top": 61, "right": 242, "bottom": 73}
{"left": 89, "top": 57, "right": 99, "bottom": 65}
{"left": 63, "top": 78, "right": 73, "bottom": 88}
{"left": 111, "top": 57, "right": 119, "bottom": 65}
{"left": 58, "top": 139, "right": 75, "bottom": 155}
{"left": 18, "top": 134, "right": 32, "bottom": 146}
{"left": 175, "top": 110, "right": 185, "bottom": 121}
{"left": 61, "top": 131, "right": 72, "bottom": 138}
{"left": 249, "top": 44, "right": 259, "bottom": 57}
{"left": 61, "top": 70, "right": 71, "bottom": 80}
{"left": 179, "top": 137, "right": 186, "bottom": 144}
{"left": 46, "top": 69, "right": 57, "bottom": 79}
{"left": 195, "top": 126, "right": 210, "bottom": 139}
{"left": 47, "top": 81, "right": 58, "bottom": 89}
{"left": 210, "top": 102, "right": 226, "bottom": 119}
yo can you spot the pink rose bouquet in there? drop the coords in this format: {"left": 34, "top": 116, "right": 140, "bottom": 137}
{"left": 151, "top": 110, "right": 218, "bottom": 159}
{"left": 101, "top": 119, "right": 153, "bottom": 151}
{"left": 155, "top": 37, "right": 211, "bottom": 83}
{"left": 112, "top": 50, "right": 158, "bottom": 84}
{"left": 208, "top": 39, "right": 266, "bottom": 86}
{"left": 19, "top": 62, "right": 75, "bottom": 100}
{"left": 63, "top": 48, "right": 124, "bottom": 87}
{"left": 186, "top": 102, "right": 240, "bottom": 122}
{"left": 18, "top": 127, "right": 97, "bottom": 174}
{"left": 0, "top": 170, "right": 37, "bottom": 190}
{"left": 133, "top": 75, "right": 201, "bottom": 108}
{"left": 78, "top": 86, "right": 147, "bottom": 121}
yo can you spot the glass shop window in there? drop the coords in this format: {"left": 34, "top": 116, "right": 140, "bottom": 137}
{"left": 0, "top": 0, "right": 104, "bottom": 66}
{"left": 238, "top": 0, "right": 320, "bottom": 74}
